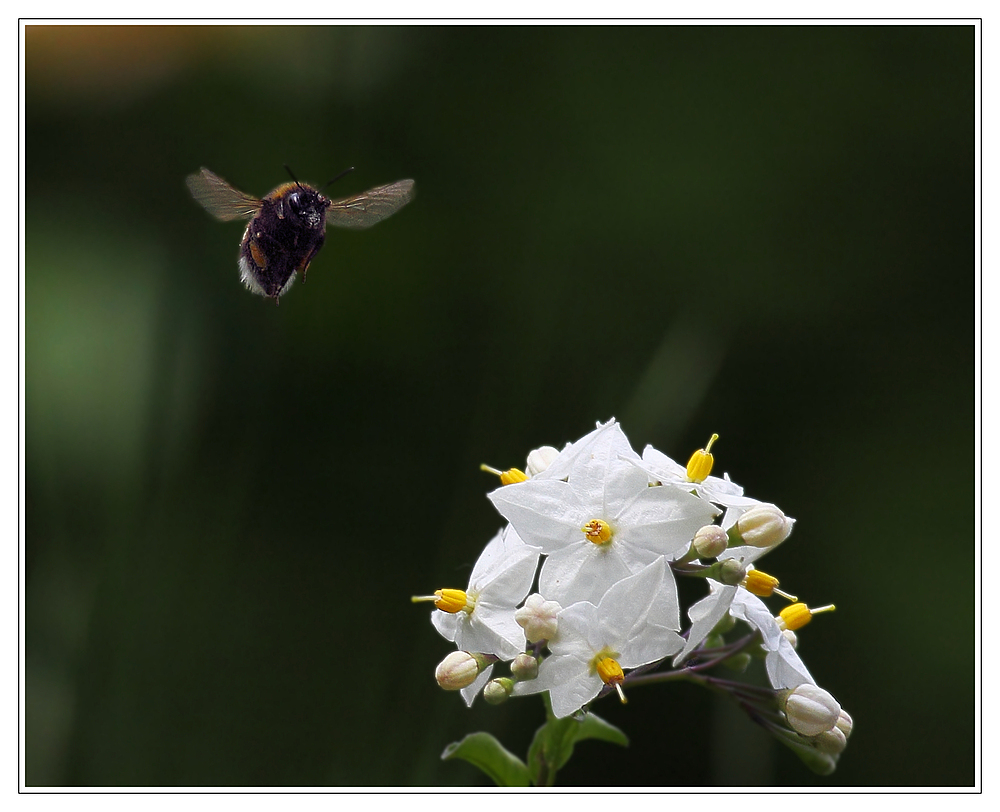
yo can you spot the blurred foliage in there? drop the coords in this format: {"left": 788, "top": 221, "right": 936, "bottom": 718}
{"left": 24, "top": 24, "right": 975, "bottom": 787}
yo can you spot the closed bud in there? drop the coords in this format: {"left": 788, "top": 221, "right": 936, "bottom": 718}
{"left": 813, "top": 708, "right": 854, "bottom": 754}
{"left": 483, "top": 678, "right": 514, "bottom": 705}
{"left": 719, "top": 557, "right": 747, "bottom": 585}
{"left": 813, "top": 723, "right": 847, "bottom": 755}
{"left": 735, "top": 504, "right": 795, "bottom": 549}
{"left": 693, "top": 524, "right": 729, "bottom": 559}
{"left": 835, "top": 709, "right": 854, "bottom": 739}
{"left": 722, "top": 652, "right": 752, "bottom": 672}
{"left": 435, "top": 651, "right": 493, "bottom": 691}
{"left": 526, "top": 445, "right": 560, "bottom": 477}
{"left": 781, "top": 683, "right": 841, "bottom": 737}
{"left": 515, "top": 594, "right": 561, "bottom": 643}
{"left": 510, "top": 652, "right": 539, "bottom": 681}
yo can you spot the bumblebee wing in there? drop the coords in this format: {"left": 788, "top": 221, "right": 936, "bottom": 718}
{"left": 186, "top": 167, "right": 262, "bottom": 221}
{"left": 325, "top": 179, "right": 415, "bottom": 229}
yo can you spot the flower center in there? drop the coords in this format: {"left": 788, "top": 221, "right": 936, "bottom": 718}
{"left": 594, "top": 654, "right": 628, "bottom": 704}
{"left": 581, "top": 519, "right": 613, "bottom": 545}
{"left": 595, "top": 656, "right": 624, "bottom": 686}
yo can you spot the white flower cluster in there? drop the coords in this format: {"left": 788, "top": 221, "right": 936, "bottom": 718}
{"left": 415, "top": 418, "right": 851, "bottom": 770}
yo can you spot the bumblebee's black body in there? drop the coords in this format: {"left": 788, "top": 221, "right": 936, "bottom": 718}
{"left": 239, "top": 183, "right": 330, "bottom": 299}
{"left": 186, "top": 167, "right": 415, "bottom": 301}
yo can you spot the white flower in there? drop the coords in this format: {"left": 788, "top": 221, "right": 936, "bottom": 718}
{"left": 673, "top": 544, "right": 803, "bottom": 669}
{"left": 489, "top": 423, "right": 718, "bottom": 606}
{"left": 430, "top": 525, "right": 541, "bottom": 661}
{"left": 635, "top": 445, "right": 759, "bottom": 509}
{"left": 514, "top": 557, "right": 685, "bottom": 718}
{"left": 728, "top": 589, "right": 815, "bottom": 690}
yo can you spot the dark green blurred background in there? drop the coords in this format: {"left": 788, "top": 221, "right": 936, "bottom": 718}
{"left": 24, "top": 24, "right": 975, "bottom": 787}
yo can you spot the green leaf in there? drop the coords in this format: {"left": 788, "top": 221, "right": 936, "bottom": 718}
{"left": 441, "top": 732, "right": 531, "bottom": 787}
{"left": 527, "top": 710, "right": 629, "bottom": 786}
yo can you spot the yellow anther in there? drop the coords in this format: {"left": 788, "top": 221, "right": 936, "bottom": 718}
{"left": 581, "top": 518, "right": 613, "bottom": 545}
{"left": 480, "top": 463, "right": 528, "bottom": 485}
{"left": 433, "top": 588, "right": 474, "bottom": 614}
{"left": 777, "top": 602, "right": 835, "bottom": 632}
{"left": 595, "top": 656, "right": 628, "bottom": 704}
{"left": 686, "top": 433, "right": 719, "bottom": 483}
{"left": 743, "top": 569, "right": 798, "bottom": 602}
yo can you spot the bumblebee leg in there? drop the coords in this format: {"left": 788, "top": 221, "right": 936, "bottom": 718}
{"left": 298, "top": 235, "right": 325, "bottom": 284}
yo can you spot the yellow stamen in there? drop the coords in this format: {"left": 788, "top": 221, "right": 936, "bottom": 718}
{"left": 777, "top": 602, "right": 835, "bottom": 631}
{"left": 581, "top": 518, "right": 613, "bottom": 545}
{"left": 433, "top": 588, "right": 474, "bottom": 614}
{"left": 686, "top": 433, "right": 719, "bottom": 483}
{"left": 480, "top": 463, "right": 528, "bottom": 485}
{"left": 743, "top": 569, "right": 798, "bottom": 602}
{"left": 595, "top": 656, "right": 628, "bottom": 704}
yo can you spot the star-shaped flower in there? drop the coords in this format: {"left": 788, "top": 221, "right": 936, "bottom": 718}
{"left": 514, "top": 557, "right": 684, "bottom": 718}
{"left": 673, "top": 581, "right": 816, "bottom": 690}
{"left": 428, "top": 525, "right": 541, "bottom": 661}
{"left": 489, "top": 423, "right": 718, "bottom": 606}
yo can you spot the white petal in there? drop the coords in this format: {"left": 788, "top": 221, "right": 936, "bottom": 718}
{"left": 468, "top": 525, "right": 533, "bottom": 586}
{"left": 460, "top": 665, "right": 494, "bottom": 707}
{"left": 474, "top": 535, "right": 540, "bottom": 604}
{"left": 488, "top": 479, "right": 586, "bottom": 553}
{"left": 673, "top": 582, "right": 737, "bottom": 665}
{"left": 730, "top": 590, "right": 784, "bottom": 652}
{"left": 522, "top": 653, "right": 601, "bottom": 719}
{"left": 595, "top": 557, "right": 666, "bottom": 641}
{"left": 570, "top": 423, "right": 644, "bottom": 508}
{"left": 431, "top": 609, "right": 459, "bottom": 642}
{"left": 765, "top": 635, "right": 816, "bottom": 691}
{"left": 616, "top": 486, "right": 720, "bottom": 559}
{"left": 455, "top": 610, "right": 524, "bottom": 660}
{"left": 532, "top": 419, "right": 619, "bottom": 482}
{"left": 538, "top": 542, "right": 633, "bottom": 607}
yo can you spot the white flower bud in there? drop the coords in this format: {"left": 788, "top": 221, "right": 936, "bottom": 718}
{"left": 813, "top": 723, "right": 847, "bottom": 755}
{"left": 483, "top": 677, "right": 514, "bottom": 705}
{"left": 526, "top": 445, "right": 560, "bottom": 477}
{"left": 736, "top": 504, "right": 795, "bottom": 549}
{"left": 510, "top": 652, "right": 539, "bottom": 681}
{"left": 719, "top": 557, "right": 747, "bottom": 585}
{"left": 515, "top": 593, "right": 561, "bottom": 643}
{"left": 835, "top": 709, "right": 853, "bottom": 739}
{"left": 781, "top": 683, "right": 842, "bottom": 737}
{"left": 693, "top": 524, "right": 729, "bottom": 559}
{"left": 435, "top": 651, "right": 488, "bottom": 691}
{"left": 812, "top": 707, "right": 853, "bottom": 753}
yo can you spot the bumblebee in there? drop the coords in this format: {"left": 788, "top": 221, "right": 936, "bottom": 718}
{"left": 186, "top": 166, "right": 414, "bottom": 301}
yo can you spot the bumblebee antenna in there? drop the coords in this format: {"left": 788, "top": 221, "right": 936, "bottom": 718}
{"left": 322, "top": 166, "right": 355, "bottom": 190}
{"left": 283, "top": 164, "right": 304, "bottom": 188}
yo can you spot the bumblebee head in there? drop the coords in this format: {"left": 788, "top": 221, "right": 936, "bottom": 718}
{"left": 285, "top": 186, "right": 327, "bottom": 230}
